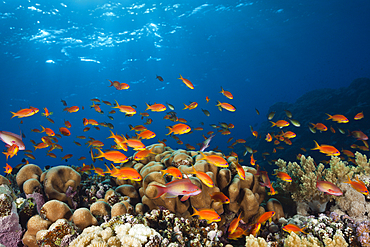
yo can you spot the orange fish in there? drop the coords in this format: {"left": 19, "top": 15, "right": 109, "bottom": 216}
{"left": 273, "top": 171, "right": 292, "bottom": 182}
{"left": 344, "top": 175, "right": 369, "bottom": 195}
{"left": 3, "top": 144, "right": 19, "bottom": 160}
{"left": 25, "top": 153, "right": 36, "bottom": 160}
{"left": 330, "top": 126, "right": 336, "bottom": 133}
{"left": 59, "top": 127, "right": 71, "bottom": 136}
{"left": 46, "top": 153, "right": 57, "bottom": 158}
{"left": 354, "top": 112, "right": 364, "bottom": 120}
{"left": 199, "top": 152, "right": 228, "bottom": 168}
{"left": 83, "top": 118, "right": 99, "bottom": 126}
{"left": 10, "top": 107, "right": 39, "bottom": 118}
{"left": 64, "top": 120, "right": 72, "bottom": 128}
{"left": 34, "top": 142, "right": 49, "bottom": 151}
{"left": 270, "top": 120, "right": 289, "bottom": 128}
{"left": 185, "top": 144, "right": 196, "bottom": 150}
{"left": 87, "top": 140, "right": 104, "bottom": 148}
{"left": 257, "top": 211, "right": 275, "bottom": 225}
{"left": 129, "top": 124, "right": 147, "bottom": 132}
{"left": 123, "top": 137, "right": 146, "bottom": 151}
{"left": 206, "top": 96, "right": 210, "bottom": 103}
{"left": 342, "top": 149, "right": 354, "bottom": 157}
{"left": 4, "top": 163, "right": 12, "bottom": 174}
{"left": 95, "top": 148, "right": 128, "bottom": 163}
{"left": 282, "top": 131, "right": 296, "bottom": 139}
{"left": 283, "top": 224, "right": 307, "bottom": 234}
{"left": 64, "top": 106, "right": 79, "bottom": 113}
{"left": 209, "top": 192, "right": 230, "bottom": 204}
{"left": 235, "top": 162, "right": 245, "bottom": 180}
{"left": 191, "top": 207, "right": 221, "bottom": 224}
{"left": 178, "top": 74, "right": 194, "bottom": 89}
{"left": 137, "top": 129, "right": 156, "bottom": 140}
{"left": 40, "top": 125, "right": 55, "bottom": 136}
{"left": 250, "top": 154, "right": 256, "bottom": 166}
{"left": 316, "top": 179, "right": 342, "bottom": 196}
{"left": 228, "top": 213, "right": 242, "bottom": 235}
{"left": 41, "top": 107, "right": 53, "bottom": 117}
{"left": 166, "top": 123, "right": 191, "bottom": 135}
{"left": 268, "top": 182, "right": 278, "bottom": 196}
{"left": 61, "top": 154, "right": 73, "bottom": 161}
{"left": 187, "top": 165, "right": 214, "bottom": 187}
{"left": 265, "top": 133, "right": 272, "bottom": 142}
{"left": 152, "top": 178, "right": 201, "bottom": 201}
{"left": 228, "top": 227, "right": 247, "bottom": 240}
{"left": 113, "top": 100, "right": 136, "bottom": 115}
{"left": 220, "top": 86, "right": 233, "bottom": 99}
{"left": 326, "top": 113, "right": 349, "bottom": 123}
{"left": 113, "top": 167, "right": 142, "bottom": 181}
{"left": 183, "top": 102, "right": 198, "bottom": 110}
{"left": 133, "top": 147, "right": 154, "bottom": 161}
{"left": 310, "top": 122, "right": 328, "bottom": 132}
{"left": 216, "top": 101, "right": 236, "bottom": 112}
{"left": 161, "top": 166, "right": 183, "bottom": 179}
{"left": 145, "top": 103, "right": 166, "bottom": 112}
{"left": 312, "top": 140, "right": 340, "bottom": 156}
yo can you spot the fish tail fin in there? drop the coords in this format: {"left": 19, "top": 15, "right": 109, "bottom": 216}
{"left": 10, "top": 112, "right": 16, "bottom": 118}
{"left": 160, "top": 170, "right": 166, "bottom": 177}
{"left": 326, "top": 113, "right": 332, "bottom": 120}
{"left": 220, "top": 86, "right": 224, "bottom": 93}
{"left": 191, "top": 206, "right": 199, "bottom": 216}
{"left": 128, "top": 125, "right": 134, "bottom": 131}
{"left": 40, "top": 125, "right": 45, "bottom": 132}
{"left": 104, "top": 163, "right": 112, "bottom": 174}
{"left": 301, "top": 226, "right": 308, "bottom": 234}
{"left": 188, "top": 164, "right": 197, "bottom": 175}
{"left": 152, "top": 184, "right": 167, "bottom": 199}
{"left": 344, "top": 175, "right": 352, "bottom": 184}
{"left": 178, "top": 74, "right": 183, "bottom": 79}
{"left": 165, "top": 126, "right": 172, "bottom": 135}
{"left": 145, "top": 103, "right": 151, "bottom": 111}
{"left": 312, "top": 140, "right": 320, "bottom": 150}
{"left": 107, "top": 130, "right": 115, "bottom": 139}
{"left": 114, "top": 99, "right": 119, "bottom": 107}
{"left": 183, "top": 103, "right": 188, "bottom": 110}
{"left": 95, "top": 148, "right": 105, "bottom": 159}
{"left": 270, "top": 121, "right": 276, "bottom": 127}
{"left": 107, "top": 79, "right": 114, "bottom": 87}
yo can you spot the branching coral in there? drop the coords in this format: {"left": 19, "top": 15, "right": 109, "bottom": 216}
{"left": 274, "top": 154, "right": 368, "bottom": 213}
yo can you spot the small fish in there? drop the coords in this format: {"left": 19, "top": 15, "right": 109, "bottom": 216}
{"left": 94, "top": 148, "right": 128, "bottom": 163}
{"left": 199, "top": 151, "right": 228, "bottom": 168}
{"left": 265, "top": 133, "right": 272, "bottom": 142}
{"left": 166, "top": 123, "right": 191, "bottom": 135}
{"left": 250, "top": 154, "right": 256, "bottom": 166}
{"left": 310, "top": 123, "right": 327, "bottom": 132}
{"left": 348, "top": 130, "right": 368, "bottom": 140}
{"left": 344, "top": 175, "right": 369, "bottom": 195}
{"left": 61, "top": 154, "right": 73, "bottom": 161}
{"left": 282, "top": 224, "right": 307, "bottom": 234}
{"left": 10, "top": 107, "right": 39, "bottom": 118}
{"left": 220, "top": 86, "right": 233, "bottom": 99}
{"left": 183, "top": 102, "right": 198, "bottom": 110}
{"left": 289, "top": 118, "right": 301, "bottom": 127}
{"left": 257, "top": 211, "right": 275, "bottom": 225}
{"left": 200, "top": 134, "right": 215, "bottom": 152}
{"left": 206, "top": 96, "right": 210, "bottom": 103}
{"left": 61, "top": 99, "right": 67, "bottom": 106}
{"left": 255, "top": 108, "right": 260, "bottom": 115}
{"left": 137, "top": 129, "right": 156, "bottom": 140}
{"left": 202, "top": 109, "right": 210, "bottom": 117}
{"left": 209, "top": 192, "right": 230, "bottom": 204}
{"left": 151, "top": 178, "right": 201, "bottom": 201}
{"left": 267, "top": 111, "right": 275, "bottom": 120}
{"left": 113, "top": 100, "right": 136, "bottom": 115}
{"left": 191, "top": 207, "right": 221, "bottom": 224}
{"left": 166, "top": 102, "right": 175, "bottom": 110}
{"left": 4, "top": 163, "right": 12, "bottom": 174}
{"left": 41, "top": 107, "right": 53, "bottom": 117}
{"left": 187, "top": 165, "right": 214, "bottom": 187}
{"left": 178, "top": 74, "right": 194, "bottom": 89}
{"left": 63, "top": 106, "right": 79, "bottom": 113}
{"left": 354, "top": 111, "right": 364, "bottom": 120}
{"left": 161, "top": 166, "right": 183, "bottom": 179}
{"left": 326, "top": 113, "right": 349, "bottom": 123}
{"left": 273, "top": 171, "right": 292, "bottom": 182}
{"left": 284, "top": 110, "right": 292, "bottom": 118}
{"left": 228, "top": 213, "right": 242, "bottom": 234}
{"left": 270, "top": 120, "right": 289, "bottom": 128}
{"left": 316, "top": 180, "right": 343, "bottom": 196}
{"left": 59, "top": 127, "right": 71, "bottom": 136}
{"left": 312, "top": 140, "right": 340, "bottom": 156}
{"left": 216, "top": 101, "right": 236, "bottom": 112}
{"left": 156, "top": 75, "right": 164, "bottom": 81}
{"left": 146, "top": 103, "right": 166, "bottom": 112}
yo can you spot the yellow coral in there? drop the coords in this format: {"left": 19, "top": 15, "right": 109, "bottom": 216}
{"left": 323, "top": 234, "right": 348, "bottom": 247}
{"left": 284, "top": 232, "right": 321, "bottom": 247}
{"left": 245, "top": 234, "right": 268, "bottom": 247}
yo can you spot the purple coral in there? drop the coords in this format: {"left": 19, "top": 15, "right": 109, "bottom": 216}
{"left": 357, "top": 221, "right": 370, "bottom": 247}
{"left": 0, "top": 203, "right": 23, "bottom": 246}
{"left": 26, "top": 192, "right": 45, "bottom": 214}
{"left": 66, "top": 186, "right": 78, "bottom": 209}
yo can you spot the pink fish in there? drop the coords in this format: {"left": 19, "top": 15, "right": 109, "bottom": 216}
{"left": 0, "top": 131, "right": 25, "bottom": 150}
{"left": 200, "top": 134, "right": 215, "bottom": 152}
{"left": 316, "top": 180, "right": 343, "bottom": 196}
{"left": 151, "top": 178, "right": 201, "bottom": 201}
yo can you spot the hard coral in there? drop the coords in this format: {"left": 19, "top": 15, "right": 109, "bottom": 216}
{"left": 42, "top": 166, "right": 81, "bottom": 209}
{"left": 16, "top": 164, "right": 43, "bottom": 192}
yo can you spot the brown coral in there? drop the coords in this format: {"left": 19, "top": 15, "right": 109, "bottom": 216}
{"left": 16, "top": 164, "right": 42, "bottom": 192}
{"left": 42, "top": 165, "right": 81, "bottom": 208}
{"left": 72, "top": 207, "right": 98, "bottom": 230}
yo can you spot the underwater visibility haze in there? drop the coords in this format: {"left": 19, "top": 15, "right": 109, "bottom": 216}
{"left": 1, "top": 0, "right": 370, "bottom": 246}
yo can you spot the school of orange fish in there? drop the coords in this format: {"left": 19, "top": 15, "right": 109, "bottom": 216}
{"left": 0, "top": 74, "right": 368, "bottom": 240}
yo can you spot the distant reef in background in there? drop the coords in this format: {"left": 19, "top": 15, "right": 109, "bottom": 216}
{"left": 235, "top": 77, "right": 370, "bottom": 167}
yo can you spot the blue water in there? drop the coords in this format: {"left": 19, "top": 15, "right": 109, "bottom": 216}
{"left": 1, "top": 0, "right": 370, "bottom": 174}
